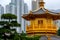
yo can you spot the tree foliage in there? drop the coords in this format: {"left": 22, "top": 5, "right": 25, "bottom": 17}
{"left": 20, "top": 31, "right": 40, "bottom": 40}
{"left": 20, "top": 35, "right": 40, "bottom": 40}
{"left": 57, "top": 28, "right": 60, "bottom": 36}
{"left": 0, "top": 13, "right": 21, "bottom": 40}
{"left": 0, "top": 13, "right": 20, "bottom": 27}
{"left": 1, "top": 13, "right": 17, "bottom": 19}
{"left": 0, "top": 21, "right": 8, "bottom": 25}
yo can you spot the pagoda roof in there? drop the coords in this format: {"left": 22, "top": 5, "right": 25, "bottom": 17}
{"left": 22, "top": 8, "right": 60, "bottom": 20}
{"left": 32, "top": 8, "right": 56, "bottom": 14}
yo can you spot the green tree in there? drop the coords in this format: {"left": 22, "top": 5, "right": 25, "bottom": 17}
{"left": 20, "top": 31, "right": 27, "bottom": 40}
{"left": 1, "top": 13, "right": 17, "bottom": 22}
{"left": 24, "top": 35, "right": 40, "bottom": 40}
{"left": 57, "top": 28, "right": 60, "bottom": 36}
{"left": 0, "top": 13, "right": 21, "bottom": 40}
{"left": 10, "top": 32, "right": 20, "bottom": 40}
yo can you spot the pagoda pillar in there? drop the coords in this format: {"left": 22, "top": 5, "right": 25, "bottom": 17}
{"left": 47, "top": 35, "right": 51, "bottom": 40}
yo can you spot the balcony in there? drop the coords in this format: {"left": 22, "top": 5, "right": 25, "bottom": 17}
{"left": 26, "top": 25, "right": 33, "bottom": 31}
{"left": 26, "top": 25, "right": 57, "bottom": 34}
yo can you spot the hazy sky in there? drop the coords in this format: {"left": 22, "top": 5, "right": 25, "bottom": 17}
{"left": 0, "top": 0, "right": 60, "bottom": 10}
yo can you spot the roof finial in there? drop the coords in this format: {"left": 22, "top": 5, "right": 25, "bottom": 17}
{"left": 39, "top": 0, "right": 45, "bottom": 8}
{"left": 29, "top": 11, "right": 32, "bottom": 14}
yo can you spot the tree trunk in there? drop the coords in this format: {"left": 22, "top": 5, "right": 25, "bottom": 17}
{"left": 3, "top": 33, "right": 7, "bottom": 40}
{"left": 9, "top": 19, "right": 10, "bottom": 23}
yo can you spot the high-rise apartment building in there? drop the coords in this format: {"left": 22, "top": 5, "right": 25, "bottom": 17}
{"left": 6, "top": 0, "right": 17, "bottom": 15}
{"left": 0, "top": 5, "right": 4, "bottom": 14}
{"left": 6, "top": 4, "right": 11, "bottom": 13}
{"left": 32, "top": 0, "right": 41, "bottom": 11}
{"left": 5, "top": 0, "right": 28, "bottom": 33}
{"left": 24, "top": 3, "right": 28, "bottom": 32}
{"left": 24, "top": 3, "right": 28, "bottom": 13}
{"left": 0, "top": 5, "right": 4, "bottom": 21}
{"left": 32, "top": 0, "right": 37, "bottom": 11}
{"left": 11, "top": 0, "right": 17, "bottom": 15}
{"left": 16, "top": 0, "right": 25, "bottom": 32}
{"left": 36, "top": 0, "right": 40, "bottom": 8}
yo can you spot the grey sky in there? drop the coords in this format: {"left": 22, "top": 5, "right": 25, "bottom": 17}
{"left": 44, "top": 0, "right": 60, "bottom": 10}
{"left": 0, "top": 0, "right": 60, "bottom": 10}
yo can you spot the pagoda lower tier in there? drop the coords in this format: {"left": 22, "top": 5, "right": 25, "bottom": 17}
{"left": 26, "top": 18, "right": 57, "bottom": 36}
{"left": 26, "top": 26, "right": 57, "bottom": 35}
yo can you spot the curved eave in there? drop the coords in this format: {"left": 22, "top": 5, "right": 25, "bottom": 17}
{"left": 22, "top": 13, "right": 60, "bottom": 20}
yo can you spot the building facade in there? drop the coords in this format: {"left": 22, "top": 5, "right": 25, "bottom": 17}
{"left": 36, "top": 0, "right": 40, "bottom": 8}
{"left": 32, "top": 0, "right": 37, "bottom": 11}
{"left": 24, "top": 3, "right": 28, "bottom": 14}
{"left": 24, "top": 3, "right": 28, "bottom": 32}
{"left": 32, "top": 0, "right": 42, "bottom": 11}
{"left": 6, "top": 0, "right": 17, "bottom": 15}
{"left": 16, "top": 0, "right": 25, "bottom": 32}
{"left": 11, "top": 0, "right": 17, "bottom": 15}
{"left": 6, "top": 0, "right": 28, "bottom": 33}
{"left": 0, "top": 5, "right": 4, "bottom": 14}
{"left": 0, "top": 5, "right": 4, "bottom": 21}
{"left": 6, "top": 4, "right": 11, "bottom": 13}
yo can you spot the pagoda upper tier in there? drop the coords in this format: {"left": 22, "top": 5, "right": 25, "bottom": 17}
{"left": 22, "top": 8, "right": 60, "bottom": 20}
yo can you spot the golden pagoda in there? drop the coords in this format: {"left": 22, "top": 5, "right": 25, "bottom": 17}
{"left": 22, "top": 0, "right": 60, "bottom": 36}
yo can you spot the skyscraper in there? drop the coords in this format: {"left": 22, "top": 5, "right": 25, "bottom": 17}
{"left": 11, "top": 4, "right": 16, "bottom": 15}
{"left": 32, "top": 0, "right": 41, "bottom": 11}
{"left": 16, "top": 0, "right": 25, "bottom": 32}
{"left": 32, "top": 0, "right": 37, "bottom": 11}
{"left": 5, "top": 0, "right": 28, "bottom": 33}
{"left": 36, "top": 0, "right": 40, "bottom": 8}
{"left": 24, "top": 3, "right": 28, "bottom": 32}
{"left": 0, "top": 4, "right": 4, "bottom": 21}
{"left": 6, "top": 4, "right": 11, "bottom": 13}
{"left": 24, "top": 3, "right": 28, "bottom": 14}
{"left": 6, "top": 0, "right": 17, "bottom": 15}
{"left": 0, "top": 5, "right": 4, "bottom": 14}
{"left": 11, "top": 0, "right": 17, "bottom": 15}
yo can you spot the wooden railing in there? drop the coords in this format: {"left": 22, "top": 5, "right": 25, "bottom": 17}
{"left": 26, "top": 25, "right": 33, "bottom": 31}
{"left": 26, "top": 25, "right": 57, "bottom": 32}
